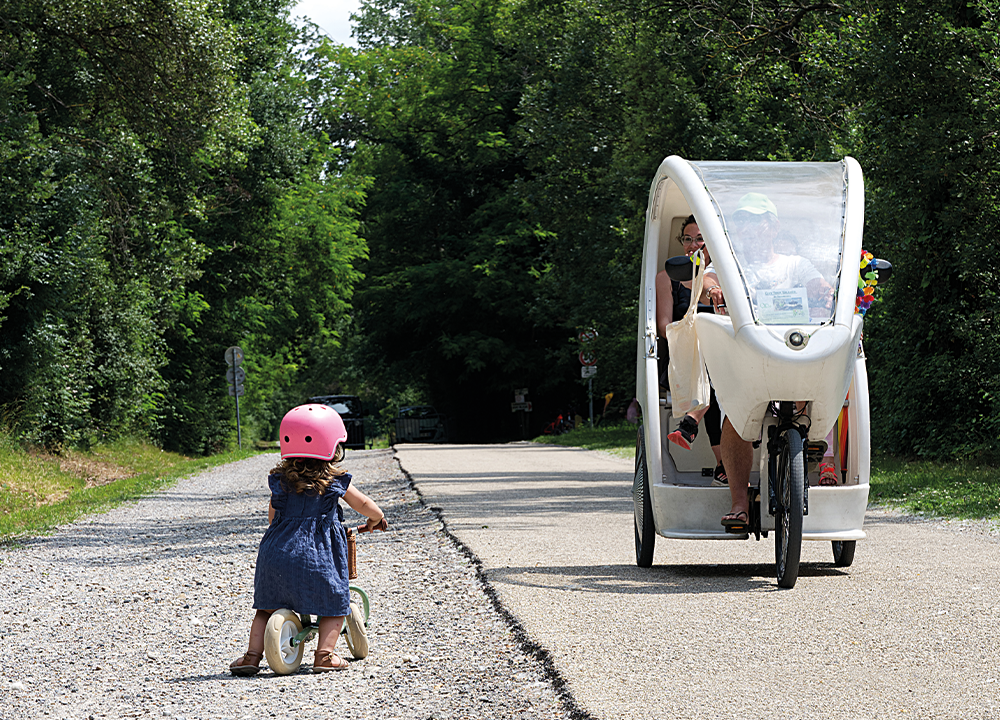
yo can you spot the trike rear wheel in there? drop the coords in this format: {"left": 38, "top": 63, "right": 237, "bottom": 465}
{"left": 832, "top": 540, "right": 856, "bottom": 567}
{"left": 774, "top": 429, "right": 804, "bottom": 589}
{"left": 633, "top": 425, "right": 655, "bottom": 568}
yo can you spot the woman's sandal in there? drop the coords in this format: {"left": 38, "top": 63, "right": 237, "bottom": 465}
{"left": 313, "top": 650, "right": 349, "bottom": 673}
{"left": 229, "top": 650, "right": 263, "bottom": 677}
{"left": 721, "top": 510, "right": 749, "bottom": 534}
{"left": 818, "top": 462, "right": 839, "bottom": 486}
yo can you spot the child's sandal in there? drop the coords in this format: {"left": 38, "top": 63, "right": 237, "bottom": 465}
{"left": 313, "top": 650, "right": 349, "bottom": 672}
{"left": 229, "top": 650, "right": 263, "bottom": 676}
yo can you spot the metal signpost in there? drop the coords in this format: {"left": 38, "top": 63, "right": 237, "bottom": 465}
{"left": 225, "top": 346, "right": 245, "bottom": 449}
{"left": 511, "top": 388, "right": 532, "bottom": 439}
{"left": 579, "top": 330, "right": 597, "bottom": 427}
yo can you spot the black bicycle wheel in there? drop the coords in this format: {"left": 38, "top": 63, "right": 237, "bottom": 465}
{"left": 832, "top": 540, "right": 856, "bottom": 567}
{"left": 774, "top": 429, "right": 804, "bottom": 588}
{"left": 634, "top": 425, "right": 656, "bottom": 567}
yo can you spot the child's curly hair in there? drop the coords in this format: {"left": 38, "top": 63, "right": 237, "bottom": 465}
{"left": 271, "top": 446, "right": 346, "bottom": 496}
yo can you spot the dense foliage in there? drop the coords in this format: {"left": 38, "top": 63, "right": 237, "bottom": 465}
{"left": 2, "top": 0, "right": 999, "bottom": 457}
{"left": 0, "top": 0, "right": 366, "bottom": 453}
{"left": 327, "top": 0, "right": 1000, "bottom": 455}
{"left": 843, "top": 3, "right": 1000, "bottom": 459}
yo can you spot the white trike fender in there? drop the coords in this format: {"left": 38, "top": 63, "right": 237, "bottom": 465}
{"left": 697, "top": 313, "right": 864, "bottom": 443}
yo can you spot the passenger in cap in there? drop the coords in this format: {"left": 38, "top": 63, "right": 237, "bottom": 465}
{"left": 706, "top": 192, "right": 834, "bottom": 318}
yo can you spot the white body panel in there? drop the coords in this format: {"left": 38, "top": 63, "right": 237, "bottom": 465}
{"left": 651, "top": 355, "right": 870, "bottom": 539}
{"left": 697, "top": 313, "right": 864, "bottom": 442}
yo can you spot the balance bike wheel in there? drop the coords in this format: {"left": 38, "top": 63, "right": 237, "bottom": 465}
{"left": 264, "top": 609, "right": 305, "bottom": 674}
{"left": 343, "top": 602, "right": 369, "bottom": 659}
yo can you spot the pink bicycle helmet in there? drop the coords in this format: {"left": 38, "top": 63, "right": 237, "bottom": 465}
{"left": 279, "top": 404, "right": 348, "bottom": 461}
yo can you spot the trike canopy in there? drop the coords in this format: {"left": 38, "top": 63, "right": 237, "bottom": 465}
{"left": 638, "top": 157, "right": 865, "bottom": 446}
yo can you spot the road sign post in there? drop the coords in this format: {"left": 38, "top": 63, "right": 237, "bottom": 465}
{"left": 511, "top": 388, "right": 531, "bottom": 439}
{"left": 579, "top": 330, "right": 597, "bottom": 427}
{"left": 225, "top": 346, "right": 245, "bottom": 449}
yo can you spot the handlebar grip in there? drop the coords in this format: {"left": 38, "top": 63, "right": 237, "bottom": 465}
{"left": 357, "top": 517, "right": 388, "bottom": 533}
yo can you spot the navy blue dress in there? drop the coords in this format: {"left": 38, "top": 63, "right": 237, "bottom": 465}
{"left": 252, "top": 472, "right": 352, "bottom": 617}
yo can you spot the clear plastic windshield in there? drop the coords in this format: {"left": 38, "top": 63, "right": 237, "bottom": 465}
{"left": 692, "top": 162, "right": 846, "bottom": 325}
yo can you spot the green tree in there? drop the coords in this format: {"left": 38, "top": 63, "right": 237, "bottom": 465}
{"left": 0, "top": 0, "right": 369, "bottom": 453}
{"left": 155, "top": 6, "right": 370, "bottom": 454}
{"left": 303, "top": 0, "right": 867, "bottom": 434}
{"left": 841, "top": 1, "right": 1000, "bottom": 458}
{"left": 0, "top": 0, "right": 244, "bottom": 446}
{"left": 309, "top": 1, "right": 582, "bottom": 439}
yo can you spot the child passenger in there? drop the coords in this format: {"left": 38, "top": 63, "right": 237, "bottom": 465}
{"left": 230, "top": 404, "right": 388, "bottom": 675}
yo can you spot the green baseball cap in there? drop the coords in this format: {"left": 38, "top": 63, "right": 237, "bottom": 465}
{"left": 734, "top": 192, "right": 778, "bottom": 217}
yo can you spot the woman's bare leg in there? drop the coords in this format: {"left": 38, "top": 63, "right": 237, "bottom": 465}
{"left": 721, "top": 418, "right": 753, "bottom": 518}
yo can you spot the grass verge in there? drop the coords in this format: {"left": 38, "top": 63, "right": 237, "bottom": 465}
{"left": 531, "top": 422, "right": 637, "bottom": 460}
{"left": 532, "top": 424, "right": 1000, "bottom": 521}
{"left": 868, "top": 455, "right": 1000, "bottom": 519}
{"left": 0, "top": 437, "right": 268, "bottom": 541}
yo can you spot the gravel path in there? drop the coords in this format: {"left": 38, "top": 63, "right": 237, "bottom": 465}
{"left": 0, "top": 449, "right": 576, "bottom": 720}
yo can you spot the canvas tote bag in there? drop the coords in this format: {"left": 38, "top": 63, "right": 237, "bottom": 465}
{"left": 663, "top": 251, "right": 711, "bottom": 418}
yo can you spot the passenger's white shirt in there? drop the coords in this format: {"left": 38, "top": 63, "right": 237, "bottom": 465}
{"left": 707, "top": 255, "right": 822, "bottom": 290}
{"left": 742, "top": 254, "right": 822, "bottom": 290}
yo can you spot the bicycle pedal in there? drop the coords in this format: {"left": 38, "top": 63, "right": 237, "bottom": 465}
{"left": 724, "top": 524, "right": 749, "bottom": 535}
{"left": 805, "top": 441, "right": 827, "bottom": 464}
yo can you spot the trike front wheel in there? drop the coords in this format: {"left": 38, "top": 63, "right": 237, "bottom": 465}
{"left": 774, "top": 429, "right": 804, "bottom": 589}
{"left": 343, "top": 602, "right": 369, "bottom": 659}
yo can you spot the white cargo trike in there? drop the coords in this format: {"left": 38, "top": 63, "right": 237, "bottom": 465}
{"left": 633, "top": 157, "right": 891, "bottom": 588}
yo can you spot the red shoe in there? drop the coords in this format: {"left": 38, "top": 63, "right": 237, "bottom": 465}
{"left": 667, "top": 416, "right": 699, "bottom": 450}
{"left": 818, "top": 462, "right": 839, "bottom": 486}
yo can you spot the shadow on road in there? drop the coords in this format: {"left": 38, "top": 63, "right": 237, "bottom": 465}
{"left": 486, "top": 561, "right": 850, "bottom": 596}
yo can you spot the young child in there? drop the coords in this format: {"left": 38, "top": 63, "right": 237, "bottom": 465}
{"left": 230, "top": 403, "right": 388, "bottom": 675}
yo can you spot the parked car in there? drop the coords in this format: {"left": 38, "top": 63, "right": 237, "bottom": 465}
{"left": 308, "top": 395, "right": 366, "bottom": 450}
{"left": 395, "top": 405, "right": 447, "bottom": 443}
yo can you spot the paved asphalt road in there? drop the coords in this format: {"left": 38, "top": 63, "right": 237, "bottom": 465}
{"left": 395, "top": 442, "right": 1000, "bottom": 720}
